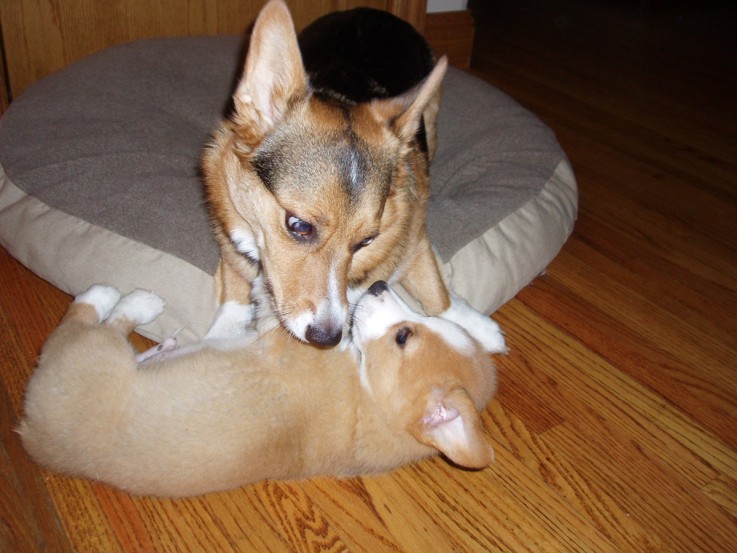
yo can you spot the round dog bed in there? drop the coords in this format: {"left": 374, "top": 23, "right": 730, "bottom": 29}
{"left": 0, "top": 36, "right": 577, "bottom": 343}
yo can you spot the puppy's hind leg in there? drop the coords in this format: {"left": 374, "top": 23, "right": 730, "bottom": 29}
{"left": 67, "top": 285, "right": 122, "bottom": 326}
{"left": 105, "top": 289, "right": 165, "bottom": 336}
{"left": 30, "top": 284, "right": 126, "bottom": 378}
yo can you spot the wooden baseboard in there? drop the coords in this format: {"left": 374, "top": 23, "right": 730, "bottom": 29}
{"left": 424, "top": 10, "right": 475, "bottom": 68}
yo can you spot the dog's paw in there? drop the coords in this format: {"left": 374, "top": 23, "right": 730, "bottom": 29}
{"left": 443, "top": 295, "right": 508, "bottom": 354}
{"left": 205, "top": 301, "right": 256, "bottom": 339}
{"left": 109, "top": 289, "right": 165, "bottom": 327}
{"left": 75, "top": 285, "right": 121, "bottom": 322}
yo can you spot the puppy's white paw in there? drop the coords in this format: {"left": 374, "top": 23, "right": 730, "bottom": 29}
{"left": 109, "top": 289, "right": 165, "bottom": 327}
{"left": 205, "top": 301, "right": 255, "bottom": 339}
{"left": 443, "top": 296, "right": 508, "bottom": 354}
{"left": 75, "top": 285, "right": 121, "bottom": 322}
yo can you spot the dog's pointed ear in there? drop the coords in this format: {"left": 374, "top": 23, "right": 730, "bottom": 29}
{"left": 232, "top": 0, "right": 307, "bottom": 144}
{"left": 371, "top": 56, "right": 448, "bottom": 144}
{"left": 409, "top": 387, "right": 495, "bottom": 469}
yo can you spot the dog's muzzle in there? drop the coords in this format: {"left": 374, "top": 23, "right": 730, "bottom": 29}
{"left": 305, "top": 324, "right": 342, "bottom": 347}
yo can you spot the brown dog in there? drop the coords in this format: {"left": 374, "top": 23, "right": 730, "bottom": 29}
{"left": 204, "top": 0, "right": 451, "bottom": 346}
{"left": 19, "top": 282, "right": 503, "bottom": 497}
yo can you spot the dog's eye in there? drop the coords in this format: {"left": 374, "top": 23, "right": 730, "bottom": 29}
{"left": 395, "top": 326, "right": 412, "bottom": 347}
{"left": 286, "top": 215, "right": 314, "bottom": 239}
{"left": 352, "top": 235, "right": 376, "bottom": 254}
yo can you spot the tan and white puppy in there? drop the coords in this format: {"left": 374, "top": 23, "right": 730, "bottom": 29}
{"left": 19, "top": 282, "right": 504, "bottom": 497}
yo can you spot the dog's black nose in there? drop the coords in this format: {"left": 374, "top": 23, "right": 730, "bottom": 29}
{"left": 368, "top": 280, "right": 389, "bottom": 296}
{"left": 305, "top": 325, "right": 343, "bottom": 347}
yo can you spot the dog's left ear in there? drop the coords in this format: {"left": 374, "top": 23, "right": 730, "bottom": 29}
{"left": 371, "top": 56, "right": 448, "bottom": 144}
{"left": 409, "top": 387, "right": 495, "bottom": 469}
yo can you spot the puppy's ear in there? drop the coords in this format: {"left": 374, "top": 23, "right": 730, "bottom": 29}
{"left": 409, "top": 387, "right": 495, "bottom": 469}
{"left": 371, "top": 56, "right": 448, "bottom": 144}
{"left": 232, "top": 0, "right": 307, "bottom": 145}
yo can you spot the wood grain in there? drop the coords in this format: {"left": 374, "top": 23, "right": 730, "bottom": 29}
{"left": 2, "top": 0, "right": 737, "bottom": 550}
{"left": 0, "top": 0, "right": 426, "bottom": 101}
{"left": 424, "top": 10, "right": 475, "bottom": 68}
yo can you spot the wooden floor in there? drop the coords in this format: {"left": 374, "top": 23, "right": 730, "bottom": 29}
{"left": 2, "top": 1, "right": 737, "bottom": 551}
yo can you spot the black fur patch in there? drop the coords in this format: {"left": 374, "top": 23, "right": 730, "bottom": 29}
{"left": 299, "top": 8, "right": 434, "bottom": 103}
{"left": 252, "top": 148, "right": 277, "bottom": 191}
{"left": 299, "top": 9, "right": 433, "bottom": 155}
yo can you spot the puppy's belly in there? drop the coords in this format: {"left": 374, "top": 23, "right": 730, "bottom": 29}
{"left": 99, "top": 364, "right": 302, "bottom": 495}
{"left": 23, "top": 342, "right": 356, "bottom": 497}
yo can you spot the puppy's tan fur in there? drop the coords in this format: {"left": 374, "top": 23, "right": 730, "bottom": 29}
{"left": 18, "top": 284, "right": 499, "bottom": 497}
{"left": 205, "top": 0, "right": 450, "bottom": 345}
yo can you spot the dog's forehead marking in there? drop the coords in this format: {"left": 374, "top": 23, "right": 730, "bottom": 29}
{"left": 253, "top": 100, "right": 392, "bottom": 207}
{"left": 346, "top": 139, "right": 363, "bottom": 192}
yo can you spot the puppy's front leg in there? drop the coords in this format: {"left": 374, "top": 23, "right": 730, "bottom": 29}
{"left": 399, "top": 238, "right": 507, "bottom": 354}
{"left": 442, "top": 294, "right": 508, "bottom": 354}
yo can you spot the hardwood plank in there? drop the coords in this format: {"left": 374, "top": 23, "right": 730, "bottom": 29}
{"left": 491, "top": 299, "right": 737, "bottom": 550}
{"left": 251, "top": 482, "right": 352, "bottom": 552}
{"left": 702, "top": 474, "right": 737, "bottom": 520}
{"left": 545, "top": 422, "right": 737, "bottom": 552}
{"left": 365, "top": 455, "right": 618, "bottom": 552}
{"left": 301, "top": 479, "right": 406, "bottom": 552}
{"left": 518, "top": 268, "right": 737, "bottom": 454}
{"left": 487, "top": 403, "right": 665, "bottom": 551}
{"left": 493, "top": 299, "right": 731, "bottom": 487}
{"left": 0, "top": 377, "right": 71, "bottom": 553}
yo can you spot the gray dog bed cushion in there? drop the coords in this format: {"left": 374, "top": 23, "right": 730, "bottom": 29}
{"left": 0, "top": 36, "right": 577, "bottom": 343}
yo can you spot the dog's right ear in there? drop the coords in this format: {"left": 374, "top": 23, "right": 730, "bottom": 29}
{"left": 371, "top": 56, "right": 448, "bottom": 146}
{"left": 232, "top": 0, "right": 307, "bottom": 147}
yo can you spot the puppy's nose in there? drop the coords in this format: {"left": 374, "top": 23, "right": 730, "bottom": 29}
{"left": 367, "top": 280, "right": 389, "bottom": 296}
{"left": 305, "top": 324, "right": 343, "bottom": 347}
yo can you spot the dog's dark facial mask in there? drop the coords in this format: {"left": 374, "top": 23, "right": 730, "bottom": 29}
{"left": 223, "top": 0, "right": 447, "bottom": 346}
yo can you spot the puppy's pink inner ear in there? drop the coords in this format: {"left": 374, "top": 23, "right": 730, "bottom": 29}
{"left": 423, "top": 403, "right": 460, "bottom": 427}
{"left": 410, "top": 388, "right": 495, "bottom": 469}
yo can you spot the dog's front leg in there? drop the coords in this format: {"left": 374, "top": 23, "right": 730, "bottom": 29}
{"left": 206, "top": 256, "right": 258, "bottom": 339}
{"left": 399, "top": 236, "right": 451, "bottom": 316}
